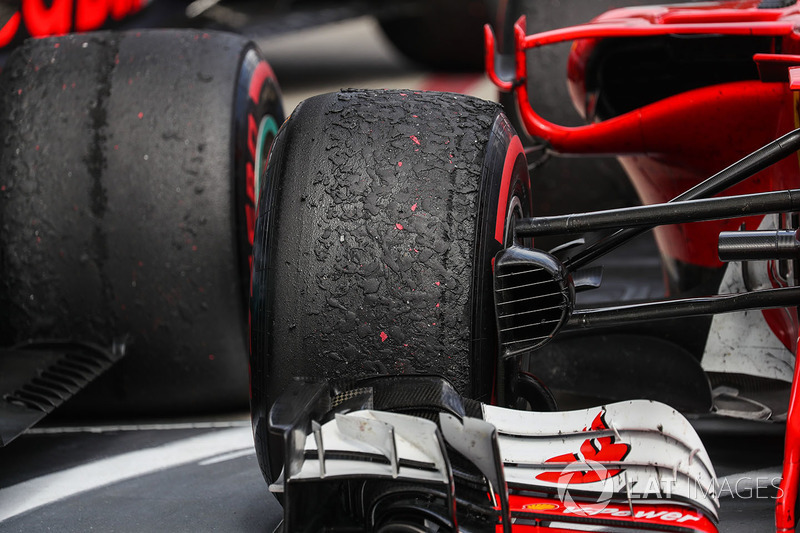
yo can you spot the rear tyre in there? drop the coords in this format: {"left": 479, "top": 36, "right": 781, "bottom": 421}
{"left": 250, "top": 89, "right": 531, "bottom": 486}
{"left": 0, "top": 30, "right": 284, "bottom": 414}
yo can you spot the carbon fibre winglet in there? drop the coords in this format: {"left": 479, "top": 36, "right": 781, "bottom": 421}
{"left": 0, "top": 340, "right": 125, "bottom": 446}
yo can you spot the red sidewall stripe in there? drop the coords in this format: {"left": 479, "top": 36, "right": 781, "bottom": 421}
{"left": 495, "top": 135, "right": 524, "bottom": 244}
{"left": 248, "top": 61, "right": 274, "bottom": 103}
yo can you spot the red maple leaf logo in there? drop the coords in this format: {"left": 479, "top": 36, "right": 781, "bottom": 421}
{"left": 536, "top": 410, "right": 631, "bottom": 484}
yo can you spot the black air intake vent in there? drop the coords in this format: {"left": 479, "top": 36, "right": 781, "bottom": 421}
{"left": 494, "top": 246, "right": 574, "bottom": 358}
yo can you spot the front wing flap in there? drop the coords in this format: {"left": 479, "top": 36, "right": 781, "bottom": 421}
{"left": 268, "top": 377, "right": 718, "bottom": 532}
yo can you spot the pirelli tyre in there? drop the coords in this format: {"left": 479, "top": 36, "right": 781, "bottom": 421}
{"left": 0, "top": 30, "right": 284, "bottom": 414}
{"left": 249, "top": 89, "right": 531, "bottom": 486}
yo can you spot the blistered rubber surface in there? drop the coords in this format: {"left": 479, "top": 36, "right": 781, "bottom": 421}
{"left": 253, "top": 89, "right": 501, "bottom": 401}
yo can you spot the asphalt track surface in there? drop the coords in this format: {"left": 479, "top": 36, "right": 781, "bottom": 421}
{"left": 0, "top": 15, "right": 790, "bottom": 533}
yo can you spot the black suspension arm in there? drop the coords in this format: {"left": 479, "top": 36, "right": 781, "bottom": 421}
{"left": 517, "top": 189, "right": 800, "bottom": 237}
{"left": 560, "top": 127, "right": 800, "bottom": 271}
{"left": 567, "top": 285, "right": 800, "bottom": 330}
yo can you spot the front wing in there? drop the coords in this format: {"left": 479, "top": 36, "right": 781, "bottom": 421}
{"left": 267, "top": 376, "right": 718, "bottom": 532}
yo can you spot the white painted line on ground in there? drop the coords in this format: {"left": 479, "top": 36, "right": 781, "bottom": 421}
{"left": 25, "top": 420, "right": 250, "bottom": 435}
{"left": 198, "top": 448, "right": 256, "bottom": 466}
{"left": 0, "top": 427, "right": 253, "bottom": 523}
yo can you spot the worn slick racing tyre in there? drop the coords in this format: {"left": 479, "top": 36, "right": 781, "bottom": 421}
{"left": 250, "top": 89, "right": 531, "bottom": 486}
{"left": 0, "top": 30, "right": 284, "bottom": 414}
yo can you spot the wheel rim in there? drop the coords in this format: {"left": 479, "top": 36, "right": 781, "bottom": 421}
{"left": 504, "top": 194, "right": 524, "bottom": 247}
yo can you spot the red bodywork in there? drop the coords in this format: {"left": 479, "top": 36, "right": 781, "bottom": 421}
{"left": 485, "top": 2, "right": 800, "bottom": 531}
{"left": 486, "top": 1, "right": 800, "bottom": 267}
{"left": 0, "top": 0, "right": 147, "bottom": 49}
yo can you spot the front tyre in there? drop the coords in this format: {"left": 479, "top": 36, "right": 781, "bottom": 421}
{"left": 250, "top": 89, "right": 530, "bottom": 487}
